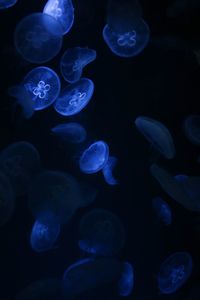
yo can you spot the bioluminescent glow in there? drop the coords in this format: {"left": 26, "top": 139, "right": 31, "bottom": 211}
{"left": 51, "top": 122, "right": 87, "bottom": 144}
{"left": 102, "top": 156, "right": 119, "bottom": 185}
{"left": 0, "top": 0, "right": 17, "bottom": 9}
{"left": 152, "top": 197, "right": 172, "bottom": 226}
{"left": 118, "top": 262, "right": 134, "bottom": 296}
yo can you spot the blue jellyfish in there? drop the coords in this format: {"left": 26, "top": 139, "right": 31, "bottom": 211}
{"left": 14, "top": 13, "right": 63, "bottom": 63}
{"left": 0, "top": 0, "right": 17, "bottom": 9}
{"left": 51, "top": 122, "right": 87, "bottom": 144}
{"left": 63, "top": 257, "right": 123, "bottom": 299}
{"left": 0, "top": 172, "right": 15, "bottom": 227}
{"left": 118, "top": 262, "right": 134, "bottom": 297}
{"left": 157, "top": 252, "right": 193, "bottom": 294}
{"left": 135, "top": 116, "right": 176, "bottom": 159}
{"left": 183, "top": 115, "right": 200, "bottom": 146}
{"left": 152, "top": 197, "right": 172, "bottom": 226}
{"left": 102, "top": 156, "right": 119, "bottom": 185}
{"left": 43, "top": 0, "right": 74, "bottom": 35}
{"left": 54, "top": 78, "right": 94, "bottom": 116}
{"left": 79, "top": 141, "right": 109, "bottom": 174}
{"left": 60, "top": 47, "right": 97, "bottom": 83}
{"left": 78, "top": 208, "right": 126, "bottom": 256}
{"left": 0, "top": 142, "right": 40, "bottom": 196}
{"left": 174, "top": 174, "right": 189, "bottom": 183}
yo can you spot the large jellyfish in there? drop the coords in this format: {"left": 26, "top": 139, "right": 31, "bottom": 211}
{"left": 157, "top": 252, "right": 193, "bottom": 294}
{"left": 0, "top": 0, "right": 17, "bottom": 9}
{"left": 102, "top": 156, "right": 119, "bottom": 185}
{"left": 14, "top": 13, "right": 63, "bottom": 63}
{"left": 51, "top": 122, "right": 87, "bottom": 144}
{"left": 54, "top": 78, "right": 94, "bottom": 116}
{"left": 118, "top": 262, "right": 134, "bottom": 297}
{"left": 60, "top": 47, "right": 97, "bottom": 83}
{"left": 0, "top": 172, "right": 15, "bottom": 227}
{"left": 63, "top": 257, "right": 123, "bottom": 299}
{"left": 79, "top": 141, "right": 109, "bottom": 174}
{"left": 43, "top": 0, "right": 74, "bottom": 35}
{"left": 152, "top": 197, "right": 172, "bottom": 226}
{"left": 78, "top": 208, "right": 126, "bottom": 256}
{"left": 135, "top": 116, "right": 176, "bottom": 159}
{"left": 183, "top": 115, "right": 200, "bottom": 146}
{"left": 0, "top": 142, "right": 40, "bottom": 196}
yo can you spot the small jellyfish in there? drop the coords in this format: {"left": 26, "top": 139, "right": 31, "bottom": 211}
{"left": 54, "top": 78, "right": 94, "bottom": 116}
{"left": 79, "top": 141, "right": 109, "bottom": 174}
{"left": 102, "top": 156, "right": 119, "bottom": 185}
{"left": 152, "top": 197, "right": 172, "bottom": 226}
{"left": 51, "top": 122, "right": 87, "bottom": 144}
{"left": 0, "top": 142, "right": 40, "bottom": 196}
{"left": 118, "top": 262, "right": 134, "bottom": 297}
{"left": 78, "top": 208, "right": 126, "bottom": 256}
{"left": 14, "top": 13, "right": 63, "bottom": 63}
{"left": 157, "top": 252, "right": 193, "bottom": 294}
{"left": 43, "top": 0, "right": 74, "bottom": 35}
{"left": 0, "top": 0, "right": 17, "bottom": 9}
{"left": 183, "top": 115, "right": 200, "bottom": 146}
{"left": 135, "top": 116, "right": 176, "bottom": 159}
{"left": 60, "top": 47, "right": 97, "bottom": 83}
{"left": 0, "top": 172, "right": 15, "bottom": 227}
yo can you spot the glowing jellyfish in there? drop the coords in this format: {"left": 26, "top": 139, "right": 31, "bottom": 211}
{"left": 0, "top": 172, "right": 15, "bottom": 227}
{"left": 63, "top": 257, "right": 123, "bottom": 299}
{"left": 157, "top": 252, "right": 193, "bottom": 294}
{"left": 14, "top": 13, "right": 63, "bottom": 63}
{"left": 102, "top": 156, "right": 119, "bottom": 185}
{"left": 0, "top": 142, "right": 40, "bottom": 196}
{"left": 118, "top": 262, "right": 134, "bottom": 297}
{"left": 79, "top": 141, "right": 109, "bottom": 174}
{"left": 60, "top": 47, "right": 97, "bottom": 83}
{"left": 135, "top": 116, "right": 176, "bottom": 159}
{"left": 51, "top": 122, "right": 87, "bottom": 144}
{"left": 43, "top": 0, "right": 74, "bottom": 35}
{"left": 54, "top": 78, "right": 94, "bottom": 116}
{"left": 78, "top": 208, "right": 126, "bottom": 256}
{"left": 152, "top": 197, "right": 172, "bottom": 226}
{"left": 0, "top": 0, "right": 17, "bottom": 9}
{"left": 183, "top": 115, "right": 200, "bottom": 146}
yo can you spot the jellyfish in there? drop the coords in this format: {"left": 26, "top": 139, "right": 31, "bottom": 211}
{"left": 43, "top": 0, "right": 74, "bottom": 35}
{"left": 135, "top": 116, "right": 176, "bottom": 159}
{"left": 183, "top": 115, "right": 200, "bottom": 146}
{"left": 118, "top": 262, "right": 134, "bottom": 297}
{"left": 0, "top": 141, "right": 40, "bottom": 196}
{"left": 152, "top": 197, "right": 172, "bottom": 226}
{"left": 79, "top": 141, "right": 109, "bottom": 174}
{"left": 51, "top": 122, "right": 87, "bottom": 144}
{"left": 63, "top": 257, "right": 123, "bottom": 299}
{"left": 60, "top": 47, "right": 97, "bottom": 83}
{"left": 102, "top": 156, "right": 119, "bottom": 185}
{"left": 54, "top": 78, "right": 94, "bottom": 116}
{"left": 174, "top": 174, "right": 189, "bottom": 183}
{"left": 14, "top": 13, "right": 63, "bottom": 63}
{"left": 0, "top": 0, "right": 17, "bottom": 9}
{"left": 78, "top": 208, "right": 126, "bottom": 256}
{"left": 0, "top": 172, "right": 15, "bottom": 227}
{"left": 157, "top": 252, "right": 193, "bottom": 294}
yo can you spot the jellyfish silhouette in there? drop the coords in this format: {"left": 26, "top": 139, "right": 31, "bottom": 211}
{"left": 157, "top": 252, "right": 193, "bottom": 294}
{"left": 118, "top": 262, "right": 134, "bottom": 296}
{"left": 183, "top": 115, "right": 200, "bottom": 146}
{"left": 152, "top": 197, "right": 172, "bottom": 226}
{"left": 0, "top": 0, "right": 17, "bottom": 9}
{"left": 102, "top": 156, "right": 119, "bottom": 185}
{"left": 14, "top": 13, "right": 63, "bottom": 63}
{"left": 0, "top": 142, "right": 40, "bottom": 196}
{"left": 0, "top": 172, "right": 15, "bottom": 227}
{"left": 43, "top": 0, "right": 74, "bottom": 35}
{"left": 54, "top": 78, "right": 94, "bottom": 116}
{"left": 60, "top": 47, "right": 97, "bottom": 83}
{"left": 51, "top": 122, "right": 87, "bottom": 144}
{"left": 79, "top": 141, "right": 109, "bottom": 174}
{"left": 135, "top": 116, "right": 176, "bottom": 159}
{"left": 78, "top": 208, "right": 126, "bottom": 256}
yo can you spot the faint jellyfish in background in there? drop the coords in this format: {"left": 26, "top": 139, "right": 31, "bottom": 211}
{"left": 63, "top": 257, "right": 123, "bottom": 299}
{"left": 0, "top": 172, "right": 15, "bottom": 227}
{"left": 43, "top": 0, "right": 74, "bottom": 35}
{"left": 183, "top": 115, "right": 200, "bottom": 146}
{"left": 118, "top": 262, "right": 134, "bottom": 297}
{"left": 135, "top": 116, "right": 176, "bottom": 159}
{"left": 157, "top": 252, "right": 193, "bottom": 294}
{"left": 79, "top": 141, "right": 109, "bottom": 174}
{"left": 152, "top": 197, "right": 172, "bottom": 226}
{"left": 60, "top": 47, "right": 97, "bottom": 83}
{"left": 0, "top": 141, "right": 40, "bottom": 196}
{"left": 174, "top": 174, "right": 189, "bottom": 183}
{"left": 14, "top": 13, "right": 63, "bottom": 63}
{"left": 51, "top": 122, "right": 87, "bottom": 144}
{"left": 0, "top": 0, "right": 17, "bottom": 9}
{"left": 78, "top": 208, "right": 126, "bottom": 256}
{"left": 102, "top": 156, "right": 119, "bottom": 185}
{"left": 54, "top": 78, "right": 94, "bottom": 116}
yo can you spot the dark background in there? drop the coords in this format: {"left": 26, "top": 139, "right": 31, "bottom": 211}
{"left": 0, "top": 0, "right": 200, "bottom": 299}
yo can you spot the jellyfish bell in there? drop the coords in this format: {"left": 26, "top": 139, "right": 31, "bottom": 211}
{"left": 0, "top": 0, "right": 17, "bottom": 9}
{"left": 118, "top": 262, "right": 134, "bottom": 297}
{"left": 183, "top": 115, "right": 200, "bottom": 146}
{"left": 0, "top": 172, "right": 15, "bottom": 227}
{"left": 152, "top": 197, "right": 172, "bottom": 226}
{"left": 135, "top": 116, "right": 176, "bottom": 159}
{"left": 51, "top": 122, "right": 87, "bottom": 144}
{"left": 102, "top": 156, "right": 119, "bottom": 185}
{"left": 14, "top": 13, "right": 63, "bottom": 64}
